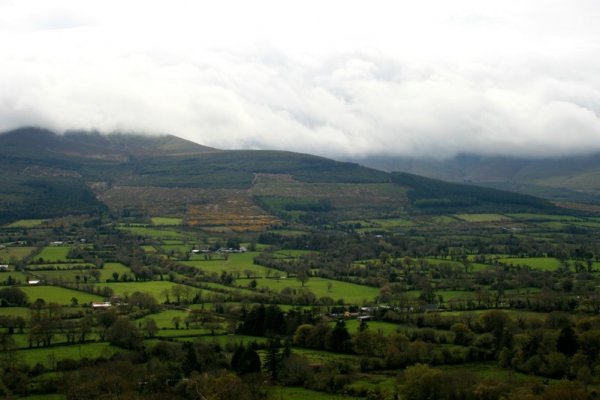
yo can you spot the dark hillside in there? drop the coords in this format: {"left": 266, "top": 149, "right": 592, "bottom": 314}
{"left": 391, "top": 172, "right": 558, "bottom": 214}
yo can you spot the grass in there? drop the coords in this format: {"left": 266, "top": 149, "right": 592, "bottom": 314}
{"left": 139, "top": 309, "right": 190, "bottom": 329}
{"left": 251, "top": 277, "right": 380, "bottom": 304}
{"left": 338, "top": 319, "right": 401, "bottom": 336}
{"left": 182, "top": 252, "right": 271, "bottom": 277}
{"left": 19, "top": 342, "right": 120, "bottom": 367}
{"left": 0, "top": 306, "right": 30, "bottom": 318}
{"left": 292, "top": 348, "right": 360, "bottom": 364}
{"left": 99, "top": 281, "right": 199, "bottom": 301}
{"left": 4, "top": 219, "right": 46, "bottom": 228}
{"left": 100, "top": 262, "right": 132, "bottom": 281}
{"left": 151, "top": 216, "right": 184, "bottom": 226}
{"left": 0, "top": 246, "right": 36, "bottom": 261}
{"left": 499, "top": 257, "right": 562, "bottom": 271}
{"left": 21, "top": 395, "right": 66, "bottom": 400}
{"left": 20, "top": 285, "right": 103, "bottom": 305}
{"left": 0, "top": 271, "right": 30, "bottom": 284}
{"left": 190, "top": 334, "right": 268, "bottom": 346}
{"left": 35, "top": 246, "right": 72, "bottom": 262}
{"left": 275, "top": 386, "right": 362, "bottom": 400}
{"left": 454, "top": 213, "right": 512, "bottom": 223}
{"left": 118, "top": 225, "right": 192, "bottom": 240}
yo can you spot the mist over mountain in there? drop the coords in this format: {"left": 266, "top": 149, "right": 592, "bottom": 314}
{"left": 354, "top": 152, "right": 600, "bottom": 204}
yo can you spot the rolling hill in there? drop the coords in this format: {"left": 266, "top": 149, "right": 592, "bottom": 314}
{"left": 0, "top": 128, "right": 562, "bottom": 226}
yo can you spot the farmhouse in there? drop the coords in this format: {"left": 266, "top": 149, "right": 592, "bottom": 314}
{"left": 28, "top": 279, "right": 41, "bottom": 285}
{"left": 92, "top": 301, "right": 112, "bottom": 308}
{"left": 0, "top": 265, "right": 8, "bottom": 271}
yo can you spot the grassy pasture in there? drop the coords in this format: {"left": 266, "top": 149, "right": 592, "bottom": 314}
{"left": 0, "top": 306, "right": 30, "bottom": 318}
{"left": 192, "top": 334, "right": 268, "bottom": 346}
{"left": 454, "top": 213, "right": 512, "bottom": 223}
{"left": 253, "top": 277, "right": 380, "bottom": 304}
{"left": 19, "top": 342, "right": 120, "bottom": 367}
{"left": 142, "top": 245, "right": 157, "bottom": 253}
{"left": 292, "top": 348, "right": 360, "bottom": 365}
{"left": 276, "top": 387, "right": 362, "bottom": 400}
{"left": 28, "top": 263, "right": 95, "bottom": 270}
{"left": 32, "top": 263, "right": 132, "bottom": 283}
{"left": 506, "top": 213, "right": 583, "bottom": 222}
{"left": 271, "top": 250, "right": 316, "bottom": 258}
{"left": 35, "top": 246, "right": 72, "bottom": 262}
{"left": 155, "top": 328, "right": 224, "bottom": 338}
{"left": 100, "top": 263, "right": 132, "bottom": 281}
{"left": 0, "top": 246, "right": 36, "bottom": 261}
{"left": 118, "top": 225, "right": 191, "bottom": 240}
{"left": 0, "top": 271, "right": 29, "bottom": 284}
{"left": 151, "top": 216, "right": 183, "bottom": 226}
{"left": 161, "top": 244, "right": 193, "bottom": 253}
{"left": 139, "top": 309, "right": 190, "bottom": 329}
{"left": 181, "top": 252, "right": 270, "bottom": 277}
{"left": 5, "top": 219, "right": 46, "bottom": 228}
{"left": 99, "top": 281, "right": 198, "bottom": 300}
{"left": 21, "top": 395, "right": 65, "bottom": 400}
{"left": 20, "top": 285, "right": 103, "bottom": 305}
{"left": 429, "top": 215, "right": 459, "bottom": 224}
{"left": 339, "top": 319, "right": 401, "bottom": 336}
{"left": 499, "top": 257, "right": 561, "bottom": 270}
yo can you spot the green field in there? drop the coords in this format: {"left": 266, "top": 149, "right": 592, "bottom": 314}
{"left": 96, "top": 262, "right": 131, "bottom": 281}
{"left": 0, "top": 246, "right": 36, "bottom": 261}
{"left": 139, "top": 309, "right": 190, "bottom": 329}
{"left": 4, "top": 219, "right": 46, "bottom": 228}
{"left": 276, "top": 386, "right": 362, "bottom": 400}
{"left": 28, "top": 262, "right": 131, "bottom": 283}
{"left": 151, "top": 216, "right": 183, "bottom": 226}
{"left": 454, "top": 213, "right": 512, "bottom": 222}
{"left": 499, "top": 257, "right": 562, "bottom": 270}
{"left": 99, "top": 281, "right": 198, "bottom": 301}
{"left": 35, "top": 246, "right": 73, "bottom": 262}
{"left": 161, "top": 244, "right": 193, "bottom": 253}
{"left": 340, "top": 319, "right": 401, "bottom": 336}
{"left": 252, "top": 277, "right": 380, "bottom": 304}
{"left": 118, "top": 225, "right": 191, "bottom": 240}
{"left": 19, "top": 342, "right": 120, "bottom": 367}
{"left": 20, "top": 285, "right": 103, "bottom": 305}
{"left": 0, "top": 270, "right": 30, "bottom": 284}
{"left": 0, "top": 306, "right": 30, "bottom": 318}
{"left": 182, "top": 252, "right": 271, "bottom": 277}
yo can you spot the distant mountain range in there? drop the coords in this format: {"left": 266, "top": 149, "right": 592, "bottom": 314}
{"left": 355, "top": 153, "right": 600, "bottom": 204}
{"left": 0, "top": 128, "right": 563, "bottom": 225}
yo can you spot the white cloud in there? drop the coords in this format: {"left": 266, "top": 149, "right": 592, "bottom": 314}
{"left": 1, "top": 0, "right": 600, "bottom": 159}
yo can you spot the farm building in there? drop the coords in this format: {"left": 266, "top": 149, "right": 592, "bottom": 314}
{"left": 92, "top": 301, "right": 112, "bottom": 308}
{"left": 28, "top": 279, "right": 41, "bottom": 285}
{"left": 0, "top": 265, "right": 8, "bottom": 271}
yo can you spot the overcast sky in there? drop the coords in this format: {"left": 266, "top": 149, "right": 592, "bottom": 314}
{"left": 2, "top": 1, "right": 600, "bottom": 159}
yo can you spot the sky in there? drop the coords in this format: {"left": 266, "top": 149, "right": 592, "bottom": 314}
{"left": 1, "top": 0, "right": 600, "bottom": 159}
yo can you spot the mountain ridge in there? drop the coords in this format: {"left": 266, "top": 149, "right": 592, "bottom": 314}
{"left": 0, "top": 127, "right": 565, "bottom": 225}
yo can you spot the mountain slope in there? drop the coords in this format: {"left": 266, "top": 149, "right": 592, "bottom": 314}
{"left": 357, "top": 153, "right": 600, "bottom": 204}
{"left": 0, "top": 128, "right": 565, "bottom": 225}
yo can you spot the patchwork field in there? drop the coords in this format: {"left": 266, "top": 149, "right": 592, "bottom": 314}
{"left": 0, "top": 246, "right": 36, "bottom": 261}
{"left": 20, "top": 285, "right": 103, "bottom": 305}
{"left": 151, "top": 216, "right": 184, "bottom": 226}
{"left": 4, "top": 219, "right": 46, "bottom": 228}
{"left": 19, "top": 342, "right": 119, "bottom": 367}
{"left": 99, "top": 281, "right": 199, "bottom": 300}
{"left": 454, "top": 213, "right": 512, "bottom": 222}
{"left": 250, "top": 277, "right": 380, "bottom": 304}
{"left": 181, "top": 252, "right": 271, "bottom": 277}
{"left": 35, "top": 246, "right": 73, "bottom": 263}
{"left": 498, "top": 257, "right": 562, "bottom": 270}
